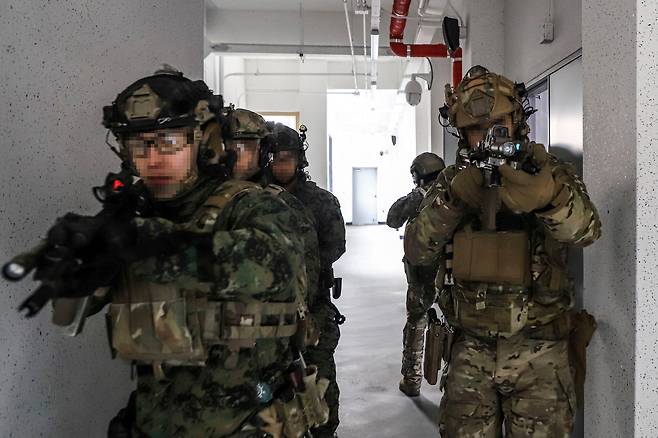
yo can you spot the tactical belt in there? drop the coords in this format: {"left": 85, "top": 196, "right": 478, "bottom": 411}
{"left": 522, "top": 312, "right": 572, "bottom": 340}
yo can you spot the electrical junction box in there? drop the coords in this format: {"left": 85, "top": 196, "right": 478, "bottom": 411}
{"left": 540, "top": 22, "right": 554, "bottom": 44}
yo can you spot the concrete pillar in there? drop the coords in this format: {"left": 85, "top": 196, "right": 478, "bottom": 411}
{"left": 582, "top": 0, "right": 645, "bottom": 436}
{"left": 462, "top": 0, "right": 505, "bottom": 72}
{"left": 430, "top": 59, "right": 453, "bottom": 160}
{"left": 0, "top": 1, "right": 204, "bottom": 436}
{"left": 415, "top": 88, "right": 432, "bottom": 156}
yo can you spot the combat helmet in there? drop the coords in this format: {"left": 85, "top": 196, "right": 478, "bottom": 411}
{"left": 265, "top": 122, "right": 309, "bottom": 170}
{"left": 224, "top": 108, "right": 269, "bottom": 140}
{"left": 410, "top": 152, "right": 445, "bottom": 186}
{"left": 440, "top": 65, "right": 530, "bottom": 140}
{"left": 102, "top": 66, "right": 229, "bottom": 196}
{"left": 223, "top": 108, "right": 272, "bottom": 169}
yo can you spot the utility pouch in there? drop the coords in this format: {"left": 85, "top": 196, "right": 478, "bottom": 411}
{"left": 531, "top": 236, "right": 571, "bottom": 305}
{"left": 568, "top": 310, "right": 597, "bottom": 408}
{"left": 257, "top": 365, "right": 330, "bottom": 438}
{"left": 454, "top": 285, "right": 529, "bottom": 337}
{"left": 423, "top": 308, "right": 446, "bottom": 385}
{"left": 453, "top": 230, "right": 531, "bottom": 286}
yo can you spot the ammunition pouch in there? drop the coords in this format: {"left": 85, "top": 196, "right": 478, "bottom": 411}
{"left": 452, "top": 230, "right": 531, "bottom": 286}
{"left": 256, "top": 365, "right": 330, "bottom": 438}
{"left": 108, "top": 272, "right": 299, "bottom": 367}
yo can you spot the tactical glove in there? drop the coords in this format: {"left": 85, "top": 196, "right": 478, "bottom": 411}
{"left": 450, "top": 166, "right": 484, "bottom": 208}
{"left": 498, "top": 143, "right": 557, "bottom": 213}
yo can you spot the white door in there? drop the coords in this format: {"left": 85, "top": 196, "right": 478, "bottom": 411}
{"left": 352, "top": 167, "right": 377, "bottom": 225}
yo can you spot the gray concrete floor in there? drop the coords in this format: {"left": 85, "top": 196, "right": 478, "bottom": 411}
{"left": 334, "top": 225, "right": 441, "bottom": 438}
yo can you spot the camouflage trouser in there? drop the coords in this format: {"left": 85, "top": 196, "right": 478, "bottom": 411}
{"left": 438, "top": 333, "right": 576, "bottom": 438}
{"left": 305, "top": 302, "right": 341, "bottom": 438}
{"left": 401, "top": 279, "right": 437, "bottom": 384}
{"left": 132, "top": 426, "right": 267, "bottom": 438}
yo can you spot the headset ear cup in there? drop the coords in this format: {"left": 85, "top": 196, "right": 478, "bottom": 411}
{"left": 258, "top": 137, "right": 273, "bottom": 168}
{"left": 207, "top": 94, "right": 224, "bottom": 114}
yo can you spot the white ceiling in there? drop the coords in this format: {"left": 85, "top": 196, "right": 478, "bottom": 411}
{"left": 210, "top": 0, "right": 351, "bottom": 12}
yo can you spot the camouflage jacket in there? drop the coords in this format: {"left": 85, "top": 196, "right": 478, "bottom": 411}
{"left": 404, "top": 157, "right": 601, "bottom": 337}
{"left": 386, "top": 187, "right": 426, "bottom": 229}
{"left": 289, "top": 178, "right": 345, "bottom": 307}
{"left": 109, "top": 178, "right": 307, "bottom": 437}
{"left": 264, "top": 184, "right": 321, "bottom": 309}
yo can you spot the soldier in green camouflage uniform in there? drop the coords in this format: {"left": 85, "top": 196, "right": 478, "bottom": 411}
{"left": 404, "top": 66, "right": 601, "bottom": 437}
{"left": 268, "top": 122, "right": 346, "bottom": 438}
{"left": 386, "top": 152, "right": 445, "bottom": 397}
{"left": 222, "top": 110, "right": 321, "bottom": 319}
{"left": 95, "top": 70, "right": 326, "bottom": 437}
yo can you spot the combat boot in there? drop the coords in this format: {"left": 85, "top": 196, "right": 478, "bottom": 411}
{"left": 398, "top": 376, "right": 421, "bottom": 397}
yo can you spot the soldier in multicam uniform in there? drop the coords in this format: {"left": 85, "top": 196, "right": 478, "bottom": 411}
{"left": 386, "top": 152, "right": 445, "bottom": 397}
{"left": 29, "top": 69, "right": 330, "bottom": 437}
{"left": 405, "top": 66, "right": 601, "bottom": 437}
{"left": 267, "top": 122, "right": 346, "bottom": 438}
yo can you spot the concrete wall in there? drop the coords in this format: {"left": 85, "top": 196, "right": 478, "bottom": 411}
{"left": 222, "top": 56, "right": 248, "bottom": 108}
{"left": 460, "top": 0, "right": 505, "bottom": 73}
{"left": 636, "top": 1, "right": 658, "bottom": 434}
{"left": 504, "top": 0, "right": 582, "bottom": 82}
{"left": 582, "top": 0, "right": 636, "bottom": 436}
{"left": 206, "top": 7, "right": 393, "bottom": 52}
{"left": 0, "top": 1, "right": 204, "bottom": 437}
{"left": 430, "top": 59, "right": 454, "bottom": 160}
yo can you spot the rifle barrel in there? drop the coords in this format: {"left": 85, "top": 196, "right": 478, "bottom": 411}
{"left": 2, "top": 240, "right": 49, "bottom": 281}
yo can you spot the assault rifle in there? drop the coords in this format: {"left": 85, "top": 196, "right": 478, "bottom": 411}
{"left": 459, "top": 125, "right": 539, "bottom": 188}
{"left": 2, "top": 165, "right": 152, "bottom": 328}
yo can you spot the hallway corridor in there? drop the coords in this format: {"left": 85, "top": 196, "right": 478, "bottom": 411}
{"left": 334, "top": 225, "right": 441, "bottom": 438}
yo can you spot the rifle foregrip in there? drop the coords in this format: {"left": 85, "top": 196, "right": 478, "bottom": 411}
{"left": 18, "top": 284, "right": 55, "bottom": 318}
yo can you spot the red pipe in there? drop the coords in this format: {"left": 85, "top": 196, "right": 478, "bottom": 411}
{"left": 390, "top": 42, "right": 448, "bottom": 58}
{"left": 390, "top": 0, "right": 412, "bottom": 40}
{"left": 452, "top": 48, "right": 463, "bottom": 87}
{"left": 389, "top": 0, "right": 462, "bottom": 86}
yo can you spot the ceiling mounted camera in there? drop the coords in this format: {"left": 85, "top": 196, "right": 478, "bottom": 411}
{"left": 405, "top": 79, "right": 423, "bottom": 106}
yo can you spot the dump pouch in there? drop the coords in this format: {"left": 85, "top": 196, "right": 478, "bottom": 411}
{"left": 423, "top": 308, "right": 446, "bottom": 385}
{"left": 452, "top": 230, "right": 531, "bottom": 286}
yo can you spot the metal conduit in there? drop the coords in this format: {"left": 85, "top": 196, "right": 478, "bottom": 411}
{"left": 235, "top": 89, "right": 360, "bottom": 107}
{"left": 343, "top": 0, "right": 359, "bottom": 90}
{"left": 223, "top": 71, "right": 368, "bottom": 81}
{"left": 362, "top": 12, "right": 368, "bottom": 90}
